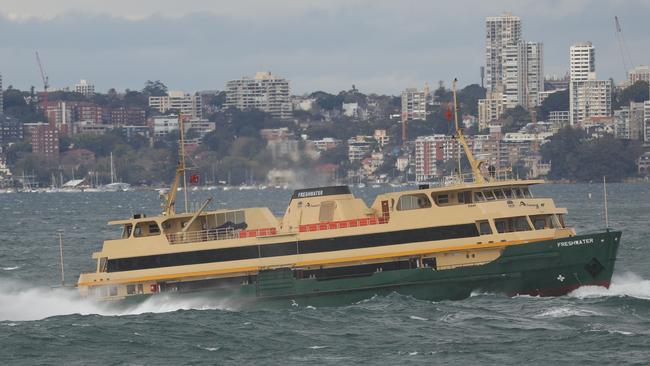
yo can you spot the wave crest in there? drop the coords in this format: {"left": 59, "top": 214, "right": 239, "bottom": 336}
{"left": 569, "top": 272, "right": 650, "bottom": 300}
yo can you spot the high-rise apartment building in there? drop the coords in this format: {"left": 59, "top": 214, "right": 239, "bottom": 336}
{"left": 478, "top": 91, "right": 504, "bottom": 130}
{"left": 485, "top": 13, "right": 543, "bottom": 111}
{"left": 569, "top": 42, "right": 595, "bottom": 81}
{"left": 74, "top": 79, "right": 95, "bottom": 96}
{"left": 401, "top": 88, "right": 427, "bottom": 121}
{"left": 225, "top": 71, "right": 292, "bottom": 120}
{"left": 569, "top": 42, "right": 611, "bottom": 126}
{"left": 149, "top": 91, "right": 203, "bottom": 119}
{"left": 0, "top": 73, "right": 3, "bottom": 115}
{"left": 502, "top": 41, "right": 544, "bottom": 109}
{"left": 644, "top": 101, "right": 650, "bottom": 144}
{"left": 628, "top": 65, "right": 650, "bottom": 85}
{"left": 485, "top": 13, "right": 522, "bottom": 93}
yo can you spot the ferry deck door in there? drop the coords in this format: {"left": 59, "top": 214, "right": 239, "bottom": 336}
{"left": 381, "top": 200, "right": 390, "bottom": 221}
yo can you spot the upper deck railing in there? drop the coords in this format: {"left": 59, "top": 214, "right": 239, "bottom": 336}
{"left": 434, "top": 169, "right": 516, "bottom": 187}
{"left": 166, "top": 226, "right": 278, "bottom": 245}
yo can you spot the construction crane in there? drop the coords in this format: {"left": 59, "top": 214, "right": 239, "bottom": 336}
{"left": 614, "top": 16, "right": 634, "bottom": 78}
{"left": 35, "top": 51, "right": 50, "bottom": 110}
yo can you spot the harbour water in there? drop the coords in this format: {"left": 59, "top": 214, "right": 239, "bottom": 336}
{"left": 1, "top": 184, "right": 649, "bottom": 365}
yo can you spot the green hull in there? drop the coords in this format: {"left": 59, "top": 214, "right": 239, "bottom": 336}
{"left": 120, "top": 230, "right": 621, "bottom": 308}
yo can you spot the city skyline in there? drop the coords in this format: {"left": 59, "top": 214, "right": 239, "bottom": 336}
{"left": 0, "top": 1, "right": 649, "bottom": 94}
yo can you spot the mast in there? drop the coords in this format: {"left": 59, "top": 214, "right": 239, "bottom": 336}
{"left": 110, "top": 152, "right": 115, "bottom": 184}
{"left": 451, "top": 79, "right": 485, "bottom": 184}
{"left": 179, "top": 116, "right": 189, "bottom": 213}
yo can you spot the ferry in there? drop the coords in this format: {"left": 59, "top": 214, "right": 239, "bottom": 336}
{"left": 77, "top": 81, "right": 621, "bottom": 305}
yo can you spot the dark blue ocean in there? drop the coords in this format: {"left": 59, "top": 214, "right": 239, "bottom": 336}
{"left": 1, "top": 184, "right": 649, "bottom": 365}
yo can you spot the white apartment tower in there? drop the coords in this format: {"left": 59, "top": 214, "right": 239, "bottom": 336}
{"left": 485, "top": 13, "right": 522, "bottom": 93}
{"left": 502, "top": 41, "right": 544, "bottom": 109}
{"left": 0, "top": 73, "right": 3, "bottom": 115}
{"left": 401, "top": 88, "right": 427, "bottom": 121}
{"left": 225, "top": 71, "right": 292, "bottom": 120}
{"left": 485, "top": 13, "right": 543, "bottom": 111}
{"left": 569, "top": 42, "right": 612, "bottom": 126}
{"left": 149, "top": 91, "right": 203, "bottom": 119}
{"left": 74, "top": 79, "right": 95, "bottom": 96}
{"left": 628, "top": 65, "right": 650, "bottom": 85}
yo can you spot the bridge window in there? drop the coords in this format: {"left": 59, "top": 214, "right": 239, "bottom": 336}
{"left": 513, "top": 188, "right": 524, "bottom": 198}
{"left": 122, "top": 224, "right": 133, "bottom": 238}
{"left": 433, "top": 194, "right": 449, "bottom": 205}
{"left": 494, "top": 189, "right": 505, "bottom": 200}
{"left": 457, "top": 191, "right": 472, "bottom": 204}
{"left": 133, "top": 221, "right": 161, "bottom": 237}
{"left": 483, "top": 190, "right": 496, "bottom": 201}
{"left": 522, "top": 187, "right": 533, "bottom": 198}
{"left": 494, "top": 216, "right": 532, "bottom": 233}
{"left": 397, "top": 193, "right": 432, "bottom": 211}
{"left": 530, "top": 214, "right": 555, "bottom": 230}
{"left": 474, "top": 191, "right": 485, "bottom": 202}
{"left": 476, "top": 220, "right": 492, "bottom": 235}
{"left": 503, "top": 188, "right": 513, "bottom": 199}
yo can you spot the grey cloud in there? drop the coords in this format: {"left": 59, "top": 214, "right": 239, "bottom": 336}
{"left": 0, "top": 1, "right": 648, "bottom": 95}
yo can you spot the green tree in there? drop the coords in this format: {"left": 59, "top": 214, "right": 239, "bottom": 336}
{"left": 613, "top": 80, "right": 649, "bottom": 109}
{"left": 499, "top": 106, "right": 531, "bottom": 133}
{"left": 537, "top": 89, "right": 569, "bottom": 121}
{"left": 142, "top": 80, "right": 168, "bottom": 97}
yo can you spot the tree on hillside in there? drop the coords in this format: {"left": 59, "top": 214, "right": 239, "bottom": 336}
{"left": 458, "top": 84, "right": 486, "bottom": 116}
{"left": 537, "top": 89, "right": 569, "bottom": 121}
{"left": 613, "top": 80, "right": 649, "bottom": 110}
{"left": 499, "top": 106, "right": 532, "bottom": 133}
{"left": 142, "top": 80, "right": 168, "bottom": 97}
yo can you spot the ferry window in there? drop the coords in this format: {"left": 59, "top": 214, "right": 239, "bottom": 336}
{"left": 215, "top": 210, "right": 246, "bottom": 227}
{"left": 513, "top": 188, "right": 524, "bottom": 198}
{"left": 503, "top": 188, "right": 513, "bottom": 199}
{"left": 319, "top": 201, "right": 336, "bottom": 222}
{"left": 556, "top": 214, "right": 566, "bottom": 228}
{"left": 99, "top": 257, "right": 107, "bottom": 272}
{"left": 530, "top": 215, "right": 555, "bottom": 230}
{"left": 458, "top": 191, "right": 472, "bottom": 204}
{"left": 474, "top": 191, "right": 485, "bottom": 202}
{"left": 137, "top": 284, "right": 144, "bottom": 294}
{"left": 522, "top": 187, "right": 533, "bottom": 198}
{"left": 134, "top": 221, "right": 161, "bottom": 237}
{"left": 494, "top": 189, "right": 505, "bottom": 200}
{"left": 434, "top": 194, "right": 449, "bottom": 205}
{"left": 476, "top": 220, "right": 492, "bottom": 235}
{"left": 494, "top": 216, "right": 532, "bottom": 233}
{"left": 149, "top": 223, "right": 160, "bottom": 234}
{"left": 397, "top": 194, "right": 432, "bottom": 211}
{"left": 514, "top": 217, "right": 531, "bottom": 231}
{"left": 483, "top": 190, "right": 496, "bottom": 201}
{"left": 127, "top": 284, "right": 136, "bottom": 295}
{"left": 109, "top": 286, "right": 118, "bottom": 297}
{"left": 122, "top": 224, "right": 133, "bottom": 238}
{"left": 133, "top": 225, "right": 142, "bottom": 237}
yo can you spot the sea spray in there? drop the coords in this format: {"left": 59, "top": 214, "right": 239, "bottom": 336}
{"left": 0, "top": 279, "right": 238, "bottom": 322}
{"left": 569, "top": 272, "right": 650, "bottom": 300}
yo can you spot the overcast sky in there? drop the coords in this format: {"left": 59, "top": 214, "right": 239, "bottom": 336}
{"left": 0, "top": 0, "right": 648, "bottom": 95}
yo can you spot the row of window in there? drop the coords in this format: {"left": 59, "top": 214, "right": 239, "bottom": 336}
{"left": 475, "top": 214, "right": 565, "bottom": 235}
{"left": 119, "top": 210, "right": 247, "bottom": 239}
{"left": 396, "top": 186, "right": 534, "bottom": 211}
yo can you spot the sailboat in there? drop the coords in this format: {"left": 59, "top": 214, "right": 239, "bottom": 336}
{"left": 99, "top": 153, "right": 131, "bottom": 192}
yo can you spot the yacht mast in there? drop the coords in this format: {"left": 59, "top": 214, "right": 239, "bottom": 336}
{"left": 110, "top": 152, "right": 115, "bottom": 184}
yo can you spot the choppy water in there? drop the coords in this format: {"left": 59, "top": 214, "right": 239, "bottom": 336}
{"left": 1, "top": 184, "right": 649, "bottom": 365}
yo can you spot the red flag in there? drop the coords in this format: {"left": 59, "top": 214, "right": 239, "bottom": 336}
{"left": 444, "top": 104, "right": 452, "bottom": 122}
{"left": 189, "top": 173, "right": 200, "bottom": 185}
